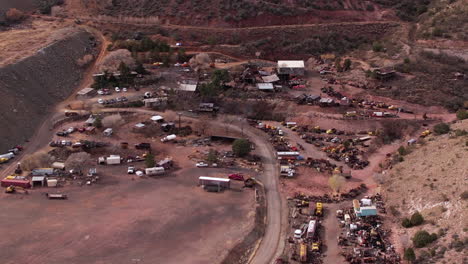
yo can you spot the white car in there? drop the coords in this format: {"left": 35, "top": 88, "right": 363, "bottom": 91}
{"left": 97, "top": 90, "right": 105, "bottom": 95}
{"left": 115, "top": 87, "right": 121, "bottom": 92}
{"left": 127, "top": 166, "right": 135, "bottom": 174}
{"left": 97, "top": 98, "right": 105, "bottom": 104}
{"left": 196, "top": 162, "right": 209, "bottom": 168}
{"left": 122, "top": 87, "right": 128, "bottom": 92}
{"left": 66, "top": 127, "right": 76, "bottom": 133}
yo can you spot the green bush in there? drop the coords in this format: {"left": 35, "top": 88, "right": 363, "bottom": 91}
{"left": 404, "top": 248, "right": 416, "bottom": 262}
{"left": 398, "top": 146, "right": 407, "bottom": 156}
{"left": 413, "top": 230, "right": 437, "bottom": 248}
{"left": 402, "top": 218, "right": 412, "bottom": 228}
{"left": 410, "top": 211, "right": 424, "bottom": 226}
{"left": 232, "top": 138, "right": 251, "bottom": 157}
{"left": 433, "top": 123, "right": 450, "bottom": 135}
{"left": 372, "top": 42, "right": 384, "bottom": 52}
{"left": 145, "top": 153, "right": 155, "bottom": 168}
{"left": 456, "top": 109, "right": 468, "bottom": 120}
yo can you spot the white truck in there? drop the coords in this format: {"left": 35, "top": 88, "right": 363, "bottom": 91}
{"left": 161, "top": 134, "right": 177, "bottom": 142}
{"left": 0, "top": 152, "right": 15, "bottom": 160}
{"left": 106, "top": 155, "right": 121, "bottom": 165}
{"left": 145, "top": 167, "right": 165, "bottom": 176}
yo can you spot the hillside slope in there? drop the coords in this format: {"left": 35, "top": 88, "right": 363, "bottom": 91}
{"left": 383, "top": 120, "right": 468, "bottom": 263}
{"left": 0, "top": 28, "right": 97, "bottom": 152}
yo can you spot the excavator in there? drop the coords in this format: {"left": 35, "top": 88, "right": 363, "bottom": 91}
{"left": 5, "top": 186, "right": 29, "bottom": 194}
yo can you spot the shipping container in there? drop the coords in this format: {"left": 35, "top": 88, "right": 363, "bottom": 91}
{"left": 31, "top": 168, "right": 55, "bottom": 176}
{"left": 1, "top": 179, "right": 31, "bottom": 188}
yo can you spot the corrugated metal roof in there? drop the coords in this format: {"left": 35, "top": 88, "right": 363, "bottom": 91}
{"left": 257, "top": 83, "right": 274, "bottom": 90}
{"left": 179, "top": 83, "right": 198, "bottom": 91}
{"left": 277, "top": 60, "right": 305, "bottom": 68}
{"left": 262, "top": 74, "right": 280, "bottom": 83}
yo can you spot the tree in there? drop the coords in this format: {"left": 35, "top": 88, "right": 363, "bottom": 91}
{"left": 433, "top": 123, "right": 450, "bottom": 135}
{"left": 21, "top": 151, "right": 54, "bottom": 171}
{"left": 404, "top": 248, "right": 416, "bottom": 263}
{"left": 398, "top": 146, "right": 407, "bottom": 156}
{"left": 211, "top": 69, "right": 230, "bottom": 86}
{"left": 134, "top": 62, "right": 147, "bottom": 75}
{"left": 199, "top": 82, "right": 219, "bottom": 97}
{"left": 334, "top": 58, "right": 343, "bottom": 72}
{"left": 232, "top": 138, "right": 251, "bottom": 157}
{"left": 328, "top": 174, "right": 345, "bottom": 193}
{"left": 343, "top": 59, "right": 351, "bottom": 71}
{"left": 118, "top": 61, "right": 132, "bottom": 85}
{"left": 145, "top": 153, "right": 155, "bottom": 168}
{"left": 206, "top": 149, "right": 218, "bottom": 163}
{"left": 65, "top": 152, "right": 91, "bottom": 172}
{"left": 410, "top": 211, "right": 424, "bottom": 226}
{"left": 6, "top": 8, "right": 26, "bottom": 23}
{"left": 93, "top": 116, "right": 102, "bottom": 128}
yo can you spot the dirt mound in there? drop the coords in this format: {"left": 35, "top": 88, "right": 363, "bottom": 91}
{"left": 0, "top": 28, "right": 97, "bottom": 152}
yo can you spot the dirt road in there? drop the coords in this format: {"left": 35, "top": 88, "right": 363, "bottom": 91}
{"left": 322, "top": 203, "right": 346, "bottom": 263}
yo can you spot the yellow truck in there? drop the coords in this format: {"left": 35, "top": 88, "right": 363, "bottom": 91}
{"left": 299, "top": 243, "right": 307, "bottom": 262}
{"left": 311, "top": 242, "right": 321, "bottom": 252}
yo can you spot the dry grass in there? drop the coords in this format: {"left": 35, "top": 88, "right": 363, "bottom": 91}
{"left": 0, "top": 19, "right": 75, "bottom": 66}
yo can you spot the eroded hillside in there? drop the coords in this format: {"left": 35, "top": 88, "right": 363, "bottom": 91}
{"left": 0, "top": 28, "right": 98, "bottom": 152}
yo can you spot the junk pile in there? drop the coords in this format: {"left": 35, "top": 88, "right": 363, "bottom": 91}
{"left": 337, "top": 196, "right": 400, "bottom": 264}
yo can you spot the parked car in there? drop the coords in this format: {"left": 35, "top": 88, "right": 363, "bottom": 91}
{"left": 294, "top": 224, "right": 308, "bottom": 238}
{"left": 66, "top": 127, "right": 76, "bottom": 134}
{"left": 196, "top": 162, "right": 209, "bottom": 168}
{"left": 228, "top": 173, "right": 245, "bottom": 181}
{"left": 127, "top": 166, "right": 135, "bottom": 174}
{"left": 115, "top": 87, "right": 121, "bottom": 92}
{"left": 56, "top": 131, "right": 68, "bottom": 137}
{"left": 65, "top": 111, "right": 79, "bottom": 117}
{"left": 122, "top": 87, "right": 128, "bottom": 92}
{"left": 97, "top": 98, "right": 105, "bottom": 104}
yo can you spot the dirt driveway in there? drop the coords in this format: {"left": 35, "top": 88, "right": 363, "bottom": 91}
{"left": 0, "top": 167, "right": 255, "bottom": 264}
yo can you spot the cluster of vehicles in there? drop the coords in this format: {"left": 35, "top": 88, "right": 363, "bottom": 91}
{"left": 292, "top": 202, "right": 324, "bottom": 262}
{"left": 0, "top": 145, "right": 23, "bottom": 164}
{"left": 97, "top": 96, "right": 128, "bottom": 105}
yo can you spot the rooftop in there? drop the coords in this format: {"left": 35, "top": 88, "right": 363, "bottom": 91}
{"left": 277, "top": 60, "right": 305, "bottom": 68}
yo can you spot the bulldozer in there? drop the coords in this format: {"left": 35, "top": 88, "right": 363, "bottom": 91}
{"left": 5, "top": 186, "right": 29, "bottom": 194}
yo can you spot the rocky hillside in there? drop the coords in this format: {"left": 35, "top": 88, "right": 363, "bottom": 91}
{"left": 0, "top": 28, "right": 97, "bottom": 152}
{"left": 383, "top": 120, "right": 468, "bottom": 263}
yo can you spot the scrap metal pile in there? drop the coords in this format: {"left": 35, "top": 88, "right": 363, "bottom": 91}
{"left": 337, "top": 195, "right": 400, "bottom": 264}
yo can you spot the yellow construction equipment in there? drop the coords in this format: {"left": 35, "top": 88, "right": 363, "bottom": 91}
{"left": 5, "top": 186, "right": 29, "bottom": 194}
{"left": 315, "top": 202, "right": 323, "bottom": 216}
{"left": 299, "top": 243, "right": 307, "bottom": 262}
{"left": 311, "top": 242, "right": 321, "bottom": 252}
{"left": 420, "top": 130, "right": 431, "bottom": 138}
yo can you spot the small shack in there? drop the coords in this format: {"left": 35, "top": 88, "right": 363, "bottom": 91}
{"left": 178, "top": 81, "right": 198, "bottom": 92}
{"left": 31, "top": 176, "right": 46, "bottom": 188}
{"left": 76, "top": 87, "right": 96, "bottom": 98}
{"left": 262, "top": 74, "right": 280, "bottom": 83}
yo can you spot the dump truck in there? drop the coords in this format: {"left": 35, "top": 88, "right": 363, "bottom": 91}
{"left": 315, "top": 202, "right": 323, "bottom": 216}
{"left": 299, "top": 243, "right": 307, "bottom": 262}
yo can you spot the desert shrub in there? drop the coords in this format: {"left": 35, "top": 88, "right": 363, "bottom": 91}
{"left": 232, "top": 138, "right": 251, "bottom": 157}
{"left": 410, "top": 211, "right": 424, "bottom": 226}
{"left": 5, "top": 8, "right": 26, "bottom": 23}
{"left": 404, "top": 248, "right": 416, "bottom": 263}
{"left": 372, "top": 42, "right": 384, "bottom": 52}
{"left": 378, "top": 120, "right": 408, "bottom": 144}
{"left": 433, "top": 123, "right": 450, "bottom": 135}
{"left": 206, "top": 149, "right": 218, "bottom": 163}
{"left": 402, "top": 218, "right": 412, "bottom": 228}
{"left": 456, "top": 109, "right": 468, "bottom": 120}
{"left": 461, "top": 191, "right": 468, "bottom": 200}
{"left": 413, "top": 230, "right": 437, "bottom": 248}
{"left": 93, "top": 116, "right": 102, "bottom": 128}
{"left": 398, "top": 146, "right": 407, "bottom": 156}
{"left": 98, "top": 49, "right": 136, "bottom": 72}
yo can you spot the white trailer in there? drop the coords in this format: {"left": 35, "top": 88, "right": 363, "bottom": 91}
{"left": 0, "top": 152, "right": 15, "bottom": 160}
{"left": 161, "top": 134, "right": 177, "bottom": 142}
{"left": 106, "top": 155, "right": 121, "bottom": 165}
{"left": 198, "top": 176, "right": 230, "bottom": 189}
{"left": 306, "top": 220, "right": 317, "bottom": 239}
{"left": 145, "top": 167, "right": 165, "bottom": 176}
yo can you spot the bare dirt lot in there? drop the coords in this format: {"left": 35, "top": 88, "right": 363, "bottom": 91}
{"left": 0, "top": 166, "right": 255, "bottom": 264}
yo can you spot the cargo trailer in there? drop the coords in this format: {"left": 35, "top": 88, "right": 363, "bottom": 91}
{"left": 198, "top": 176, "right": 230, "bottom": 189}
{"left": 1, "top": 179, "right": 31, "bottom": 188}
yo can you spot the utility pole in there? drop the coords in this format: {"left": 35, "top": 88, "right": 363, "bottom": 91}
{"left": 177, "top": 112, "right": 182, "bottom": 133}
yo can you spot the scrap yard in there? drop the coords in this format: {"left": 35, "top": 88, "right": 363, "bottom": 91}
{"left": 1, "top": 2, "right": 466, "bottom": 264}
